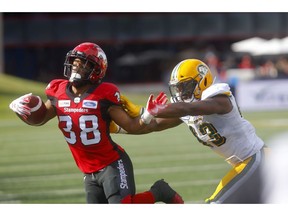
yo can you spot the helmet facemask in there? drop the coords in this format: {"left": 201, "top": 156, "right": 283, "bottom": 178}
{"left": 64, "top": 51, "right": 101, "bottom": 87}
{"left": 169, "top": 79, "right": 198, "bottom": 103}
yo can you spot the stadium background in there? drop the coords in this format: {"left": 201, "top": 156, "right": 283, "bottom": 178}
{"left": 1, "top": 12, "right": 288, "bottom": 204}
{"left": 3, "top": 13, "right": 288, "bottom": 83}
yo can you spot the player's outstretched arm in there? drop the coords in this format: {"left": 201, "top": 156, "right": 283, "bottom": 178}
{"left": 109, "top": 94, "right": 144, "bottom": 134}
{"left": 109, "top": 92, "right": 181, "bottom": 134}
{"left": 141, "top": 93, "right": 233, "bottom": 118}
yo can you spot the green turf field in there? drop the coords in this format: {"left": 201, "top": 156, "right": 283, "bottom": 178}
{"left": 1, "top": 74, "right": 288, "bottom": 203}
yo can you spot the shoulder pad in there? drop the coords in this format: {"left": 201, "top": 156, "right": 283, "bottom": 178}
{"left": 201, "top": 83, "right": 232, "bottom": 100}
{"left": 100, "top": 82, "right": 121, "bottom": 104}
{"left": 45, "top": 79, "right": 67, "bottom": 96}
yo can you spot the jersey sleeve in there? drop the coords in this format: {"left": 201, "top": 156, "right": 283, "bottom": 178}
{"left": 102, "top": 82, "right": 121, "bottom": 105}
{"left": 201, "top": 83, "right": 232, "bottom": 100}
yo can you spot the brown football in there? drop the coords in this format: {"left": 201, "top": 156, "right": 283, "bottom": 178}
{"left": 17, "top": 95, "right": 46, "bottom": 125}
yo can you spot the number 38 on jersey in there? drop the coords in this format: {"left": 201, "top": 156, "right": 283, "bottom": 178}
{"left": 59, "top": 115, "right": 101, "bottom": 146}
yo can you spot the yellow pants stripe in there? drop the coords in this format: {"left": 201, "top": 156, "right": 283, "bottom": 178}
{"left": 205, "top": 156, "right": 252, "bottom": 203}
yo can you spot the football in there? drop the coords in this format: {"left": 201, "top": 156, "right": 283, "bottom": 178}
{"left": 17, "top": 95, "right": 47, "bottom": 125}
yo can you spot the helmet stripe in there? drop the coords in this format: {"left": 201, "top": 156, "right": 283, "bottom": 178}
{"left": 171, "top": 60, "right": 185, "bottom": 81}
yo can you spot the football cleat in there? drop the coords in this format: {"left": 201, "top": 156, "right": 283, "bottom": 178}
{"left": 150, "top": 179, "right": 184, "bottom": 204}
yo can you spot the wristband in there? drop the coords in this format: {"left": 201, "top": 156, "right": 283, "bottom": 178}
{"left": 140, "top": 109, "right": 153, "bottom": 124}
{"left": 139, "top": 107, "right": 145, "bottom": 115}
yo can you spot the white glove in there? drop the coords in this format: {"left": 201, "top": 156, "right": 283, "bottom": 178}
{"left": 9, "top": 93, "right": 32, "bottom": 119}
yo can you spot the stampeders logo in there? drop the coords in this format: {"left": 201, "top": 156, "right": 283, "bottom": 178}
{"left": 63, "top": 107, "right": 88, "bottom": 113}
{"left": 117, "top": 159, "right": 128, "bottom": 189}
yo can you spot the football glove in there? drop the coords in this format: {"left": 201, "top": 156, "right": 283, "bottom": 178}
{"left": 120, "top": 95, "right": 144, "bottom": 118}
{"left": 141, "top": 92, "right": 168, "bottom": 124}
{"left": 9, "top": 93, "right": 33, "bottom": 119}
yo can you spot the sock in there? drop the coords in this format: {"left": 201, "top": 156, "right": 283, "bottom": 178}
{"left": 121, "top": 191, "right": 155, "bottom": 203}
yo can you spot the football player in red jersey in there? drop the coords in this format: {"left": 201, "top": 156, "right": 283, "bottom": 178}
{"left": 9, "top": 42, "right": 184, "bottom": 204}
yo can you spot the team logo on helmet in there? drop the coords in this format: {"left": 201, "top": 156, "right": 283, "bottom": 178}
{"left": 197, "top": 65, "right": 208, "bottom": 75}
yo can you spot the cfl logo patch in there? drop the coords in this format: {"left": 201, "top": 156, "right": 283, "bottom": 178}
{"left": 198, "top": 65, "right": 208, "bottom": 75}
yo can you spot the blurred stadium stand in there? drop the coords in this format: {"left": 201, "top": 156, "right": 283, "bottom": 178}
{"left": 3, "top": 12, "right": 288, "bottom": 85}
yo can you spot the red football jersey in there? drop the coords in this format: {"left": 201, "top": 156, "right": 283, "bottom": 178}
{"left": 45, "top": 79, "right": 124, "bottom": 173}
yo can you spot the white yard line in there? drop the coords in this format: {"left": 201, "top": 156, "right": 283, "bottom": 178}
{"left": 132, "top": 152, "right": 219, "bottom": 163}
{"left": 134, "top": 163, "right": 227, "bottom": 174}
{"left": 0, "top": 163, "right": 227, "bottom": 184}
{"left": 0, "top": 179, "right": 219, "bottom": 203}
